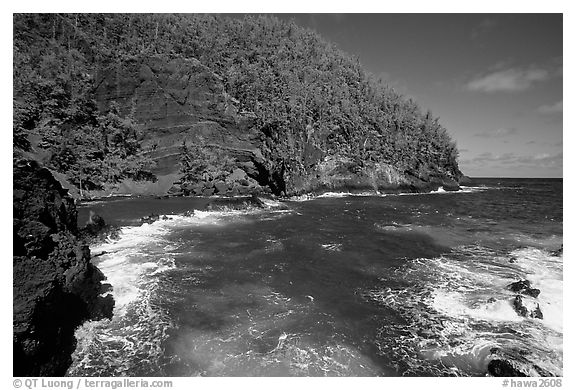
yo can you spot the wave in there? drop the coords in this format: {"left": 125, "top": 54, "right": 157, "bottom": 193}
{"left": 70, "top": 204, "right": 294, "bottom": 375}
{"left": 69, "top": 235, "right": 177, "bottom": 375}
{"left": 288, "top": 186, "right": 489, "bottom": 202}
{"left": 359, "top": 245, "right": 563, "bottom": 376}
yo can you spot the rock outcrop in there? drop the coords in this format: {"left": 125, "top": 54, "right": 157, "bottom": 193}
{"left": 513, "top": 295, "right": 543, "bottom": 320}
{"left": 551, "top": 245, "right": 563, "bottom": 257}
{"left": 92, "top": 56, "right": 463, "bottom": 198}
{"left": 13, "top": 159, "right": 114, "bottom": 376}
{"left": 507, "top": 279, "right": 543, "bottom": 319}
{"left": 487, "top": 348, "right": 554, "bottom": 377}
{"left": 508, "top": 279, "right": 541, "bottom": 298}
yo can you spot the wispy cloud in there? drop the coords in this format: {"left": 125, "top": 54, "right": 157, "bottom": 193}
{"left": 537, "top": 100, "right": 562, "bottom": 114}
{"left": 470, "top": 17, "right": 497, "bottom": 40}
{"left": 474, "top": 127, "right": 518, "bottom": 138}
{"left": 460, "top": 152, "right": 562, "bottom": 169}
{"left": 466, "top": 67, "right": 550, "bottom": 93}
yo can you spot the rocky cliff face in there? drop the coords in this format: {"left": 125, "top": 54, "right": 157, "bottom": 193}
{"left": 93, "top": 56, "right": 461, "bottom": 197}
{"left": 13, "top": 158, "right": 114, "bottom": 376}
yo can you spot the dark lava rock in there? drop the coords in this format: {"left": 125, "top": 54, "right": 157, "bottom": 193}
{"left": 488, "top": 359, "right": 529, "bottom": 377}
{"left": 487, "top": 348, "right": 554, "bottom": 377}
{"left": 80, "top": 211, "right": 112, "bottom": 240}
{"left": 205, "top": 194, "right": 266, "bottom": 211}
{"left": 523, "top": 288, "right": 541, "bottom": 298}
{"left": 141, "top": 214, "right": 160, "bottom": 224}
{"left": 513, "top": 295, "right": 543, "bottom": 319}
{"left": 508, "top": 279, "right": 541, "bottom": 298}
{"left": 13, "top": 159, "right": 114, "bottom": 376}
{"left": 508, "top": 280, "right": 532, "bottom": 292}
{"left": 551, "top": 245, "right": 563, "bottom": 257}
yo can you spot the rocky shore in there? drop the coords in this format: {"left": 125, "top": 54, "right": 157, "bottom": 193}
{"left": 13, "top": 159, "right": 114, "bottom": 376}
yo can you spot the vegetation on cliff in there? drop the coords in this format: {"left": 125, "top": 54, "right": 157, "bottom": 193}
{"left": 14, "top": 14, "right": 462, "bottom": 195}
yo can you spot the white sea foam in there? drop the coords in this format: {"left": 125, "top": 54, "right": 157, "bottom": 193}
{"left": 360, "top": 243, "right": 563, "bottom": 376}
{"left": 321, "top": 243, "right": 343, "bottom": 252}
{"left": 508, "top": 247, "right": 563, "bottom": 332}
{"left": 430, "top": 186, "right": 446, "bottom": 193}
{"left": 459, "top": 186, "right": 490, "bottom": 193}
{"left": 287, "top": 185, "right": 486, "bottom": 202}
{"left": 92, "top": 206, "right": 294, "bottom": 313}
{"left": 72, "top": 206, "right": 296, "bottom": 375}
{"left": 317, "top": 191, "right": 355, "bottom": 198}
{"left": 431, "top": 289, "right": 522, "bottom": 322}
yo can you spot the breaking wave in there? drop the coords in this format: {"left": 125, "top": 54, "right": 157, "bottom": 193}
{"left": 359, "top": 245, "right": 563, "bottom": 376}
{"left": 68, "top": 206, "right": 294, "bottom": 376}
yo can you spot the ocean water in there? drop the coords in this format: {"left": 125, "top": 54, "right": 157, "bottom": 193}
{"left": 67, "top": 178, "right": 563, "bottom": 377}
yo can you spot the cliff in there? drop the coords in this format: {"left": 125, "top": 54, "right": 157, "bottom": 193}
{"left": 14, "top": 14, "right": 465, "bottom": 200}
{"left": 92, "top": 56, "right": 268, "bottom": 197}
{"left": 92, "top": 56, "right": 461, "bottom": 198}
{"left": 13, "top": 158, "right": 114, "bottom": 376}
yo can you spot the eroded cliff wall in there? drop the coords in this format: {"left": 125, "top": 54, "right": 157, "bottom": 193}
{"left": 93, "top": 56, "right": 461, "bottom": 197}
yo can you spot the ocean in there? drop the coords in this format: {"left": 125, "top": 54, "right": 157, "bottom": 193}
{"left": 67, "top": 178, "right": 563, "bottom": 377}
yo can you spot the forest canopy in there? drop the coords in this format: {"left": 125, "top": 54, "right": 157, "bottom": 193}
{"left": 13, "top": 14, "right": 461, "bottom": 192}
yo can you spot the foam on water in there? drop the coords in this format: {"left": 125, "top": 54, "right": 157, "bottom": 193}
{"left": 359, "top": 244, "right": 563, "bottom": 376}
{"left": 69, "top": 181, "right": 561, "bottom": 377}
{"left": 69, "top": 220, "right": 180, "bottom": 375}
{"left": 287, "top": 186, "right": 488, "bottom": 203}
{"left": 509, "top": 248, "right": 563, "bottom": 333}
{"left": 70, "top": 206, "right": 294, "bottom": 376}
{"left": 163, "top": 283, "right": 380, "bottom": 376}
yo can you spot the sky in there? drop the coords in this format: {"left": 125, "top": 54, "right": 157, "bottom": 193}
{"left": 275, "top": 14, "right": 563, "bottom": 178}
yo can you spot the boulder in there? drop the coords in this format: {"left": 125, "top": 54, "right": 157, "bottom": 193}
{"left": 513, "top": 295, "right": 543, "bottom": 319}
{"left": 79, "top": 212, "right": 121, "bottom": 244}
{"left": 81, "top": 211, "right": 107, "bottom": 237}
{"left": 205, "top": 194, "right": 266, "bottom": 211}
{"left": 141, "top": 214, "right": 160, "bottom": 224}
{"left": 488, "top": 359, "right": 529, "bottom": 377}
{"left": 508, "top": 279, "right": 541, "bottom": 298}
{"left": 487, "top": 348, "right": 554, "bottom": 377}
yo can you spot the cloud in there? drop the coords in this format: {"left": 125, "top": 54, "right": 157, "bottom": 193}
{"left": 474, "top": 127, "right": 518, "bottom": 138}
{"left": 460, "top": 152, "right": 562, "bottom": 169}
{"left": 466, "top": 67, "right": 550, "bottom": 93}
{"left": 537, "top": 100, "right": 562, "bottom": 114}
{"left": 470, "top": 17, "right": 497, "bottom": 39}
